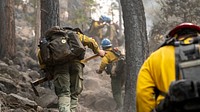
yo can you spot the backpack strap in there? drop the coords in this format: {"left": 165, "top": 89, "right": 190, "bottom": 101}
{"left": 73, "top": 28, "right": 84, "bottom": 34}
{"left": 62, "top": 27, "right": 85, "bottom": 44}
{"left": 161, "top": 36, "right": 200, "bottom": 80}
{"left": 157, "top": 37, "right": 176, "bottom": 49}
{"left": 62, "top": 26, "right": 73, "bottom": 30}
{"left": 154, "top": 87, "right": 167, "bottom": 100}
{"left": 106, "top": 47, "right": 122, "bottom": 57}
{"left": 175, "top": 46, "right": 180, "bottom": 80}
{"left": 63, "top": 27, "right": 84, "bottom": 34}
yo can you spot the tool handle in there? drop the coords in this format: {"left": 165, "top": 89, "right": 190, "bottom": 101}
{"left": 31, "top": 77, "right": 48, "bottom": 86}
{"left": 81, "top": 54, "right": 99, "bottom": 63}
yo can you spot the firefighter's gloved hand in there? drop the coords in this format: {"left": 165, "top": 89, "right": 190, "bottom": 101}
{"left": 96, "top": 70, "right": 103, "bottom": 74}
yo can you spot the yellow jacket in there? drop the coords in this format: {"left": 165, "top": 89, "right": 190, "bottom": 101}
{"left": 136, "top": 45, "right": 176, "bottom": 112}
{"left": 99, "top": 48, "right": 119, "bottom": 72}
{"left": 88, "top": 21, "right": 105, "bottom": 39}
{"left": 104, "top": 24, "right": 117, "bottom": 41}
{"left": 38, "top": 32, "right": 100, "bottom": 69}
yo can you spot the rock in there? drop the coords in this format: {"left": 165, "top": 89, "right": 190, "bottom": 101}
{"left": 0, "top": 91, "right": 8, "bottom": 104}
{"left": 35, "top": 87, "right": 57, "bottom": 108}
{"left": 43, "top": 108, "right": 59, "bottom": 112}
{"left": 10, "top": 65, "right": 21, "bottom": 71}
{"left": 0, "top": 77, "right": 17, "bottom": 94}
{"left": 36, "top": 106, "right": 44, "bottom": 112}
{"left": 77, "top": 103, "right": 93, "bottom": 112}
{"left": 94, "top": 97, "right": 116, "bottom": 111}
{"left": 44, "top": 108, "right": 59, "bottom": 112}
{"left": 28, "top": 70, "right": 40, "bottom": 81}
{"left": 7, "top": 93, "right": 37, "bottom": 109}
{"left": 83, "top": 77, "right": 100, "bottom": 90}
{"left": 24, "top": 57, "right": 38, "bottom": 69}
{"left": 0, "top": 83, "right": 6, "bottom": 92}
{"left": 0, "top": 61, "right": 8, "bottom": 66}
{"left": 18, "top": 72, "right": 32, "bottom": 83}
{"left": 13, "top": 57, "right": 25, "bottom": 71}
{"left": 8, "top": 60, "right": 14, "bottom": 65}
{"left": 81, "top": 92, "right": 96, "bottom": 107}
{"left": 0, "top": 65, "right": 20, "bottom": 79}
{"left": 12, "top": 108, "right": 27, "bottom": 112}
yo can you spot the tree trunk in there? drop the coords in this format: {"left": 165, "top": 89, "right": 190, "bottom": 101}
{"left": 30, "top": 0, "right": 41, "bottom": 59}
{"left": 40, "top": 0, "right": 59, "bottom": 89}
{"left": 0, "top": 0, "right": 16, "bottom": 59}
{"left": 41, "top": 0, "right": 60, "bottom": 37}
{"left": 35, "top": 0, "right": 41, "bottom": 55}
{"left": 120, "top": 0, "right": 149, "bottom": 111}
{"left": 117, "top": 0, "right": 123, "bottom": 37}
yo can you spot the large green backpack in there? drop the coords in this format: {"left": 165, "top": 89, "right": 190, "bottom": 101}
{"left": 39, "top": 26, "right": 85, "bottom": 66}
{"left": 155, "top": 36, "right": 200, "bottom": 112}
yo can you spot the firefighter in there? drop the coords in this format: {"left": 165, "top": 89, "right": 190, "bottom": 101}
{"left": 37, "top": 27, "right": 105, "bottom": 112}
{"left": 87, "top": 16, "right": 107, "bottom": 45}
{"left": 96, "top": 38, "right": 125, "bottom": 111}
{"left": 103, "top": 21, "right": 120, "bottom": 47}
{"left": 136, "top": 23, "right": 200, "bottom": 112}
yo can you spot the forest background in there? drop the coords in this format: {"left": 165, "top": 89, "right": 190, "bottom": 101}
{"left": 0, "top": 0, "right": 199, "bottom": 112}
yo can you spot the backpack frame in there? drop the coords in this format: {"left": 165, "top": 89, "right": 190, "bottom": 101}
{"left": 155, "top": 36, "right": 200, "bottom": 112}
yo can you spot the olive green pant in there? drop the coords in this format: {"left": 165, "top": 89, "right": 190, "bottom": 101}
{"left": 111, "top": 72, "right": 124, "bottom": 109}
{"left": 53, "top": 61, "right": 84, "bottom": 112}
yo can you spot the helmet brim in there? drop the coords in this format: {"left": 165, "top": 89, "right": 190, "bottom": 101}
{"left": 168, "top": 23, "right": 200, "bottom": 37}
{"left": 102, "top": 44, "right": 112, "bottom": 47}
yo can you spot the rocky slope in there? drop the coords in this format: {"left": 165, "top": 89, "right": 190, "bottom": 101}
{"left": 0, "top": 50, "right": 121, "bottom": 112}
{"left": 0, "top": 1, "right": 124, "bottom": 112}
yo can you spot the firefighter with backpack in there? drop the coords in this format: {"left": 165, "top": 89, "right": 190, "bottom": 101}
{"left": 87, "top": 15, "right": 110, "bottom": 45}
{"left": 96, "top": 38, "right": 126, "bottom": 111}
{"left": 37, "top": 26, "right": 105, "bottom": 112}
{"left": 103, "top": 21, "right": 120, "bottom": 47}
{"left": 136, "top": 23, "right": 200, "bottom": 112}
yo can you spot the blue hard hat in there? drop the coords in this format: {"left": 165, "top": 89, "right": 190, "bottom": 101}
{"left": 101, "top": 38, "right": 112, "bottom": 48}
{"left": 99, "top": 15, "right": 111, "bottom": 23}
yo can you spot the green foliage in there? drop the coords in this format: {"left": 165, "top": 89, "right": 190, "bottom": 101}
{"left": 84, "top": 0, "right": 95, "bottom": 6}
{"left": 149, "top": 0, "right": 200, "bottom": 52}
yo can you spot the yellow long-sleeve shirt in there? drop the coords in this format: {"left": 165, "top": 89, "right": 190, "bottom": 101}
{"left": 88, "top": 21, "right": 105, "bottom": 39}
{"left": 136, "top": 45, "right": 176, "bottom": 112}
{"left": 99, "top": 48, "right": 119, "bottom": 71}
